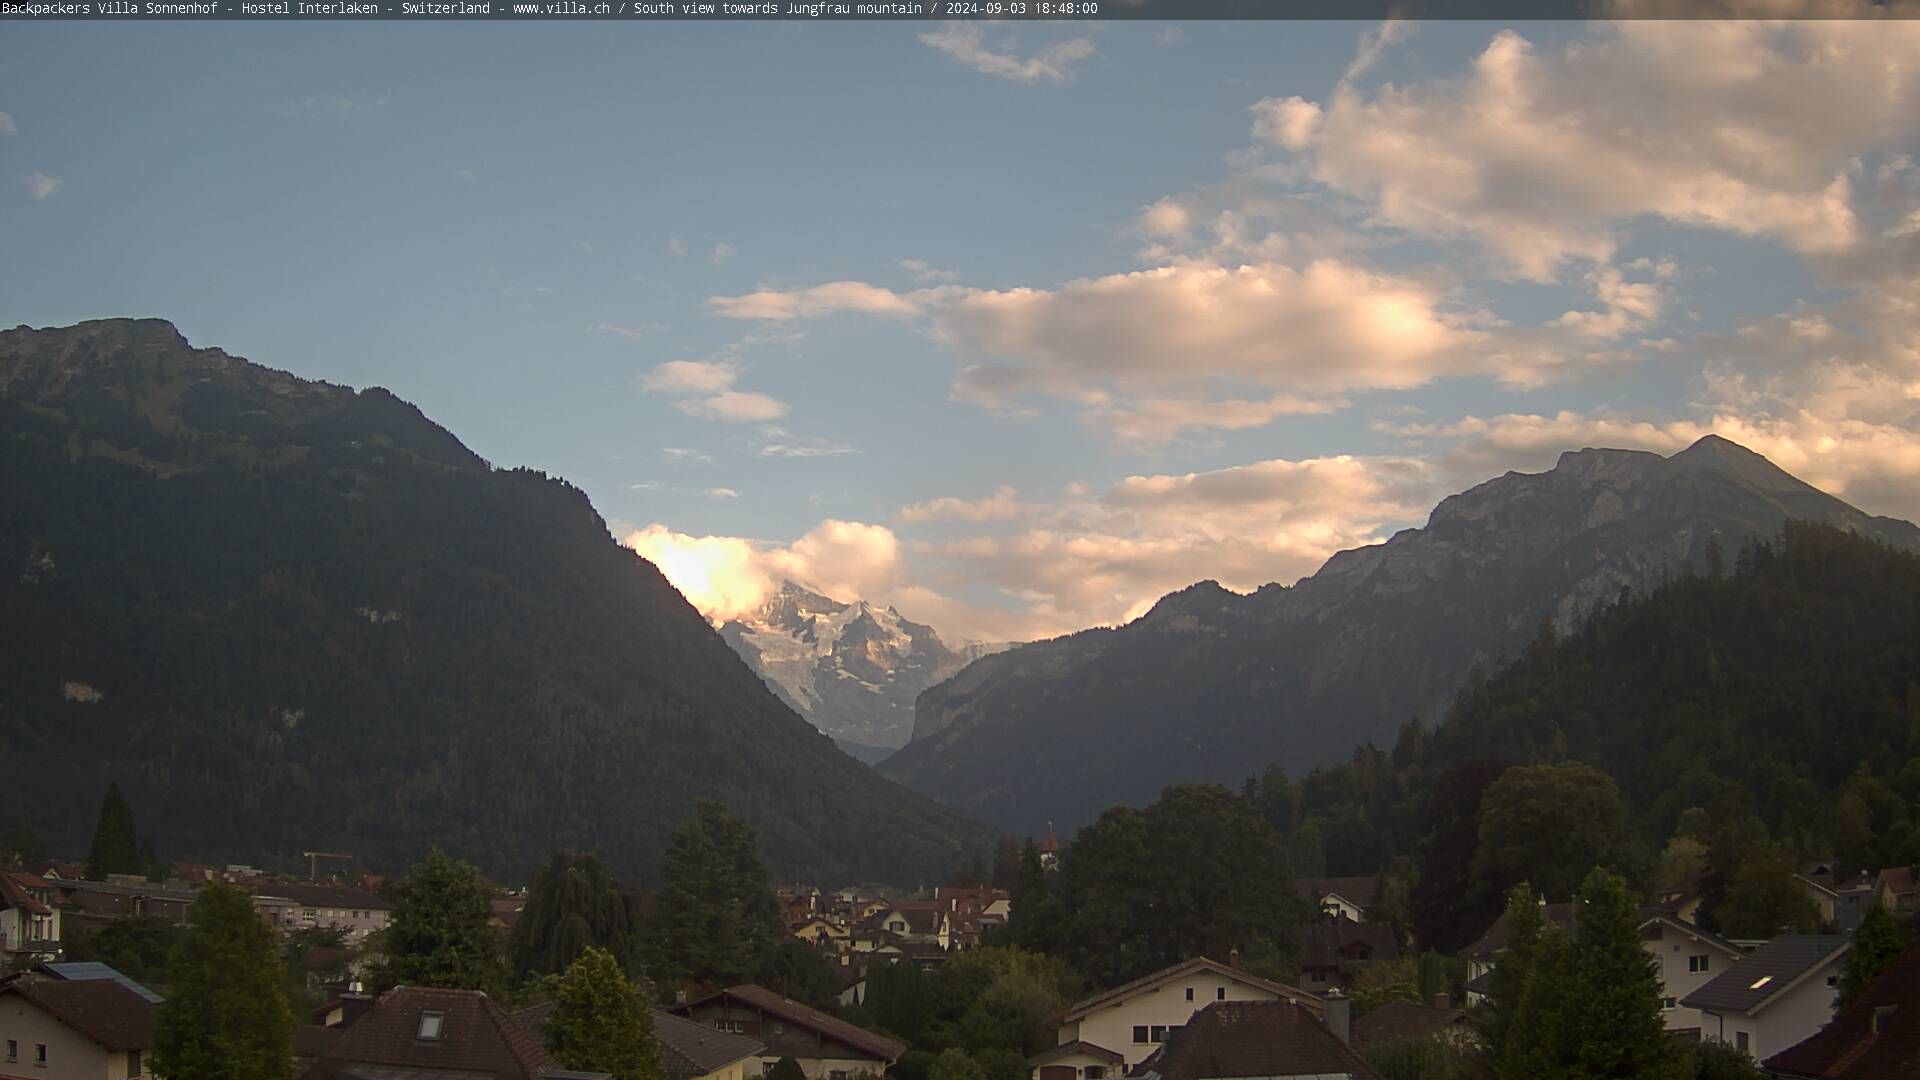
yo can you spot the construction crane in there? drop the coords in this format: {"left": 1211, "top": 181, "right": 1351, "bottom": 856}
{"left": 303, "top": 851, "right": 354, "bottom": 882}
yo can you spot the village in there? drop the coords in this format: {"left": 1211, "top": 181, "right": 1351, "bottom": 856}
{"left": 2, "top": 790, "right": 1916, "bottom": 1080}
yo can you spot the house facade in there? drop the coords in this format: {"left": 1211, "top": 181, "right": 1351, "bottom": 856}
{"left": 1639, "top": 914, "right": 1747, "bottom": 1033}
{"left": 0, "top": 973, "right": 154, "bottom": 1080}
{"left": 670, "top": 984, "right": 905, "bottom": 1080}
{"left": 0, "top": 874, "right": 60, "bottom": 961}
{"left": 1041, "top": 957, "right": 1321, "bottom": 1076}
{"left": 251, "top": 884, "right": 392, "bottom": 944}
{"left": 1680, "top": 935, "right": 1850, "bottom": 1060}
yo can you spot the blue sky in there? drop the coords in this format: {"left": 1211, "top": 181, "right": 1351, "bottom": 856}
{"left": 5, "top": 19, "right": 1918, "bottom": 640}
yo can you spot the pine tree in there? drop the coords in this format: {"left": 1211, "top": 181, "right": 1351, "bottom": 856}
{"left": 1838, "top": 903, "right": 1909, "bottom": 1006}
{"left": 152, "top": 883, "right": 295, "bottom": 1080}
{"left": 85, "top": 782, "right": 141, "bottom": 879}
{"left": 1562, "top": 867, "right": 1684, "bottom": 1080}
{"left": 647, "top": 802, "right": 783, "bottom": 994}
{"left": 376, "top": 848, "right": 506, "bottom": 996}
{"left": 510, "top": 850, "right": 645, "bottom": 982}
{"left": 1501, "top": 922, "right": 1571, "bottom": 1080}
{"left": 1478, "top": 883, "right": 1539, "bottom": 1061}
{"left": 544, "top": 947, "right": 664, "bottom": 1080}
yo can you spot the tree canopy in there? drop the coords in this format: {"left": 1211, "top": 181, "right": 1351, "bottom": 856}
{"left": 153, "top": 883, "right": 294, "bottom": 1080}
{"left": 374, "top": 848, "right": 506, "bottom": 996}
{"left": 544, "top": 946, "right": 664, "bottom": 1080}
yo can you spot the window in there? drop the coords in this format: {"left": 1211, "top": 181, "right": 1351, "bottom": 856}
{"left": 1688, "top": 955, "right": 1710, "bottom": 973}
{"left": 1215, "top": 988, "right": 1225, "bottom": 1001}
{"left": 1828, "top": 974, "right": 1839, "bottom": 987}
{"left": 35, "top": 1043, "right": 47, "bottom": 1065}
{"left": 129, "top": 1050, "right": 143, "bottom": 1077}
{"left": 1132, "top": 1026, "right": 1149, "bottom": 1044}
{"left": 1311, "top": 971, "right": 1329, "bottom": 983}
{"left": 5, "top": 1040, "right": 15, "bottom": 1062}
{"left": 1086, "top": 1068, "right": 1106, "bottom": 1079}
{"left": 417, "top": 1010, "right": 445, "bottom": 1041}
{"left": 1150, "top": 1025, "right": 1167, "bottom": 1044}
{"left": 1185, "top": 987, "right": 1194, "bottom": 1001}
{"left": 1661, "top": 997, "right": 1677, "bottom": 1010}
{"left": 1734, "top": 1031, "right": 1749, "bottom": 1052}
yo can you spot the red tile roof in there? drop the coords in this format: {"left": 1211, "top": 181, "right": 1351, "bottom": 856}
{"left": 0, "top": 871, "right": 54, "bottom": 916}
{"left": 671, "top": 985, "right": 906, "bottom": 1063}
{"left": 0, "top": 973, "right": 156, "bottom": 1051}
{"left": 298, "top": 986, "right": 556, "bottom": 1080}
{"left": 1764, "top": 940, "right": 1920, "bottom": 1079}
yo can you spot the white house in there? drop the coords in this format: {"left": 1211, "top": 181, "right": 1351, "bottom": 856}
{"left": 0, "top": 873, "right": 60, "bottom": 961}
{"left": 1640, "top": 913, "right": 1748, "bottom": 1033}
{"left": 1033, "top": 956, "right": 1320, "bottom": 1080}
{"left": 1680, "top": 935, "right": 1850, "bottom": 1060}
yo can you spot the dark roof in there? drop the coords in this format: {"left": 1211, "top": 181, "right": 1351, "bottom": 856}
{"left": 1351, "top": 1002, "right": 1470, "bottom": 1047}
{"left": 0, "top": 973, "right": 156, "bottom": 1051}
{"left": 0, "top": 871, "right": 54, "bottom": 915}
{"left": 1679, "top": 935, "right": 1850, "bottom": 1017}
{"left": 1298, "top": 917, "right": 1400, "bottom": 971}
{"left": 1299, "top": 877, "right": 1381, "bottom": 911}
{"left": 672, "top": 985, "right": 905, "bottom": 1063}
{"left": 872, "top": 901, "right": 945, "bottom": 936}
{"left": 1764, "top": 939, "right": 1920, "bottom": 1079}
{"left": 1638, "top": 913, "right": 1745, "bottom": 960}
{"left": 254, "top": 883, "right": 393, "bottom": 911}
{"left": 297, "top": 1026, "right": 344, "bottom": 1060}
{"left": 652, "top": 1009, "right": 766, "bottom": 1078}
{"left": 1059, "top": 957, "right": 1320, "bottom": 1023}
{"left": 1464, "top": 904, "right": 1737, "bottom": 963}
{"left": 1126, "top": 1001, "right": 1379, "bottom": 1080}
{"left": 299, "top": 986, "right": 555, "bottom": 1080}
{"left": 38, "top": 961, "right": 165, "bottom": 1004}
{"left": 1029, "top": 1041, "right": 1126, "bottom": 1068}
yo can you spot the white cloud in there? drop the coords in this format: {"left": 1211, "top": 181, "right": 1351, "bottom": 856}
{"left": 662, "top": 446, "right": 714, "bottom": 463}
{"left": 642, "top": 359, "right": 739, "bottom": 395}
{"left": 0, "top": 112, "right": 16, "bottom": 136}
{"left": 711, "top": 242, "right": 736, "bottom": 266}
{"left": 624, "top": 519, "right": 908, "bottom": 625}
{"left": 678, "top": 390, "right": 788, "bottom": 423}
{"left": 23, "top": 172, "right": 59, "bottom": 200}
{"left": 757, "top": 431, "right": 858, "bottom": 459}
{"left": 899, "top": 486, "right": 1025, "bottom": 524}
{"left": 1260, "top": 23, "right": 1920, "bottom": 280}
{"left": 705, "top": 487, "right": 741, "bottom": 500}
{"left": 638, "top": 358, "right": 788, "bottom": 422}
{"left": 901, "top": 258, "right": 960, "bottom": 284}
{"left": 710, "top": 281, "right": 927, "bottom": 321}
{"left": 919, "top": 24, "right": 1096, "bottom": 85}
{"left": 592, "top": 321, "right": 668, "bottom": 340}
{"left": 667, "top": 237, "right": 687, "bottom": 257}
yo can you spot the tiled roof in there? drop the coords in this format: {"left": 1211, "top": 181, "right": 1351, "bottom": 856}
{"left": 1877, "top": 866, "right": 1918, "bottom": 898}
{"left": 1299, "top": 877, "right": 1382, "bottom": 911}
{"left": 652, "top": 1009, "right": 765, "bottom": 1078}
{"left": 1058, "top": 957, "right": 1321, "bottom": 1024}
{"left": 1351, "top": 1002, "right": 1470, "bottom": 1047}
{"left": 1298, "top": 917, "right": 1400, "bottom": 971}
{"left": 300, "top": 986, "right": 555, "bottom": 1080}
{"left": 1125, "top": 1001, "right": 1379, "bottom": 1080}
{"left": 1765, "top": 940, "right": 1920, "bottom": 1079}
{"left": 1028, "top": 1041, "right": 1125, "bottom": 1068}
{"left": 0, "top": 973, "right": 156, "bottom": 1051}
{"left": 671, "top": 985, "right": 905, "bottom": 1063}
{"left": 1464, "top": 904, "right": 1734, "bottom": 963}
{"left": 1679, "top": 935, "right": 1850, "bottom": 1017}
{"left": 0, "top": 870, "right": 54, "bottom": 916}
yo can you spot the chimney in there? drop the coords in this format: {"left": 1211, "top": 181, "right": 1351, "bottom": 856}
{"left": 1433, "top": 992, "right": 1450, "bottom": 1011}
{"left": 1322, "top": 989, "right": 1351, "bottom": 1045}
{"left": 675, "top": 989, "right": 688, "bottom": 1005}
{"left": 1228, "top": 948, "right": 1240, "bottom": 969}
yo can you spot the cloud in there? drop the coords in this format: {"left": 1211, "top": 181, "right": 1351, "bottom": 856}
{"left": 709, "top": 281, "right": 927, "bottom": 321}
{"left": 757, "top": 431, "right": 858, "bottom": 459}
{"left": 705, "top": 487, "right": 740, "bottom": 500}
{"left": 1259, "top": 23, "right": 1920, "bottom": 279}
{"left": 667, "top": 237, "right": 687, "bottom": 257}
{"left": 711, "top": 242, "right": 736, "bottom": 266}
{"left": 901, "top": 258, "right": 960, "bottom": 284}
{"left": 23, "top": 172, "right": 59, "bottom": 200}
{"left": 0, "top": 112, "right": 16, "bottom": 136}
{"left": 662, "top": 446, "right": 714, "bottom": 463}
{"left": 638, "top": 358, "right": 789, "bottom": 422}
{"left": 592, "top": 321, "right": 668, "bottom": 340}
{"left": 899, "top": 486, "right": 1025, "bottom": 524}
{"left": 919, "top": 24, "right": 1096, "bottom": 85}
{"left": 624, "top": 519, "right": 908, "bottom": 625}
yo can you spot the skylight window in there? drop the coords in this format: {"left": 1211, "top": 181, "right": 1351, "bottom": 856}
{"left": 1748, "top": 975, "right": 1773, "bottom": 990}
{"left": 418, "top": 1010, "right": 446, "bottom": 1041}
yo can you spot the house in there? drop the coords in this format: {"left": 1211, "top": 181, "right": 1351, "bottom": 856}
{"left": 793, "top": 918, "right": 849, "bottom": 950}
{"left": 0, "top": 971, "right": 156, "bottom": 1080}
{"left": 297, "top": 985, "right": 584, "bottom": 1080}
{"left": 1297, "top": 916, "right": 1398, "bottom": 993}
{"left": 866, "top": 902, "right": 950, "bottom": 949}
{"left": 40, "top": 879, "right": 194, "bottom": 929}
{"left": 0, "top": 873, "right": 61, "bottom": 960}
{"left": 1351, "top": 997, "right": 1473, "bottom": 1048}
{"left": 251, "top": 883, "right": 393, "bottom": 945}
{"left": 1679, "top": 934, "right": 1850, "bottom": 1060}
{"left": 653, "top": 1010, "right": 767, "bottom": 1080}
{"left": 1123, "top": 1000, "right": 1377, "bottom": 1080}
{"left": 1763, "top": 939, "right": 1920, "bottom": 1078}
{"left": 669, "top": 984, "right": 905, "bottom": 1080}
{"left": 1297, "top": 878, "right": 1381, "bottom": 924}
{"left": 1042, "top": 956, "right": 1321, "bottom": 1074}
{"left": 1873, "top": 866, "right": 1919, "bottom": 912}
{"left": 1462, "top": 902, "right": 1743, "bottom": 1031}
{"left": 1039, "top": 824, "right": 1060, "bottom": 871}
{"left": 490, "top": 897, "right": 527, "bottom": 934}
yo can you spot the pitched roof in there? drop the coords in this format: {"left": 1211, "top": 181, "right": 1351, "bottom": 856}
{"left": 38, "top": 961, "right": 165, "bottom": 1004}
{"left": 0, "top": 870, "right": 54, "bottom": 916}
{"left": 1126, "top": 1001, "right": 1379, "bottom": 1080}
{"left": 1028, "top": 1041, "right": 1125, "bottom": 1068}
{"left": 254, "top": 883, "right": 394, "bottom": 911}
{"left": 1058, "top": 957, "right": 1321, "bottom": 1024}
{"left": 1638, "top": 913, "right": 1746, "bottom": 960}
{"left": 1351, "top": 1002, "right": 1470, "bottom": 1047}
{"left": 651, "top": 1009, "right": 766, "bottom": 1078}
{"left": 1298, "top": 917, "right": 1400, "bottom": 971}
{"left": 1464, "top": 904, "right": 1737, "bottom": 963}
{"left": 1679, "top": 935, "right": 1851, "bottom": 1017}
{"left": 1299, "top": 877, "right": 1381, "bottom": 911}
{"left": 1764, "top": 940, "right": 1920, "bottom": 1079}
{"left": 0, "top": 973, "right": 156, "bottom": 1051}
{"left": 672, "top": 985, "right": 906, "bottom": 1063}
{"left": 872, "top": 901, "right": 946, "bottom": 935}
{"left": 1877, "top": 866, "right": 1919, "bottom": 898}
{"left": 299, "top": 986, "right": 556, "bottom": 1080}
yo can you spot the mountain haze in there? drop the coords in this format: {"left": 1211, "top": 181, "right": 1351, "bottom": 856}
{"left": 883, "top": 437, "right": 1920, "bottom": 834}
{"left": 0, "top": 318, "right": 983, "bottom": 884}
{"left": 719, "top": 580, "right": 1010, "bottom": 755}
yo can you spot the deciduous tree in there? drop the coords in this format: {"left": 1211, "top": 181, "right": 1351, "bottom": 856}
{"left": 153, "top": 883, "right": 294, "bottom": 1080}
{"left": 544, "top": 946, "right": 663, "bottom": 1080}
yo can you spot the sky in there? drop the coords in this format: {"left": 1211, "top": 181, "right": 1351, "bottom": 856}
{"left": 4, "top": 16, "right": 1919, "bottom": 642}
